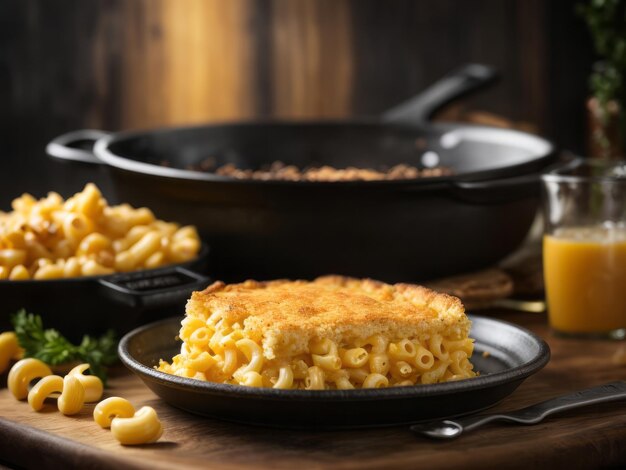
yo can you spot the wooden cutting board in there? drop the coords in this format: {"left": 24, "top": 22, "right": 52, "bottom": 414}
{"left": 1, "top": 311, "right": 626, "bottom": 469}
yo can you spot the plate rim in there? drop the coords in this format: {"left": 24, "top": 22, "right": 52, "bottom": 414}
{"left": 118, "top": 314, "right": 550, "bottom": 402}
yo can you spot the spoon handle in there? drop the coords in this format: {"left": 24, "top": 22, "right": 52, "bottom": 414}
{"left": 411, "top": 381, "right": 626, "bottom": 439}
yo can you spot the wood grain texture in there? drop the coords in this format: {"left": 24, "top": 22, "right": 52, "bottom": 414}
{"left": 1, "top": 311, "right": 626, "bottom": 469}
{"left": 0, "top": 0, "right": 594, "bottom": 207}
{"left": 96, "top": 0, "right": 259, "bottom": 128}
{"left": 347, "top": 0, "right": 543, "bottom": 121}
{"left": 270, "top": 0, "right": 353, "bottom": 118}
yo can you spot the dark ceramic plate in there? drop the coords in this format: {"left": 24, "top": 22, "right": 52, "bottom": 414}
{"left": 119, "top": 315, "right": 550, "bottom": 429}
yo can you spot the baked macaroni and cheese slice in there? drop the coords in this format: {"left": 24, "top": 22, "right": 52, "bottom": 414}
{"left": 158, "top": 276, "right": 477, "bottom": 389}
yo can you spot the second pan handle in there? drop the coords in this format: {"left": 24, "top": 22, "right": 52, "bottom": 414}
{"left": 46, "top": 129, "right": 110, "bottom": 165}
{"left": 98, "top": 266, "right": 211, "bottom": 309}
{"left": 382, "top": 64, "right": 498, "bottom": 125}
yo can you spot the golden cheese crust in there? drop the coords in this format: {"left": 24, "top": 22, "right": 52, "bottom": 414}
{"left": 187, "top": 276, "right": 471, "bottom": 360}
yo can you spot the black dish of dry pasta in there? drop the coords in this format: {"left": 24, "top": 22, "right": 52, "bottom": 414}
{"left": 0, "top": 184, "right": 210, "bottom": 340}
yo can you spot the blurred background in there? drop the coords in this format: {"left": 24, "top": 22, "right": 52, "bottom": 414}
{"left": 0, "top": 0, "right": 597, "bottom": 205}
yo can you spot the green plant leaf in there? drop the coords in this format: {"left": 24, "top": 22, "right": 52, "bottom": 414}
{"left": 10, "top": 309, "right": 118, "bottom": 384}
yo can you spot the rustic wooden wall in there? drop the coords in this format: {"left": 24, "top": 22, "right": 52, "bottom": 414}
{"left": 0, "top": 0, "right": 593, "bottom": 205}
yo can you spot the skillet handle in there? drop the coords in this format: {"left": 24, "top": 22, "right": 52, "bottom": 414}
{"left": 382, "top": 64, "right": 498, "bottom": 125}
{"left": 46, "top": 129, "right": 110, "bottom": 165}
{"left": 452, "top": 173, "right": 541, "bottom": 204}
{"left": 98, "top": 266, "right": 211, "bottom": 309}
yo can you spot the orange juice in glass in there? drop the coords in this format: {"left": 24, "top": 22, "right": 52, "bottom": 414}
{"left": 542, "top": 159, "right": 626, "bottom": 338}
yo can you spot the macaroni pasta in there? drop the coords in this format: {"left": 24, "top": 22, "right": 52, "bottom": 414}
{"left": 159, "top": 323, "right": 476, "bottom": 389}
{"left": 158, "top": 277, "right": 477, "bottom": 390}
{"left": 0, "top": 184, "right": 201, "bottom": 280}
{"left": 0, "top": 331, "right": 23, "bottom": 373}
{"left": 27, "top": 374, "right": 86, "bottom": 415}
{"left": 94, "top": 397, "right": 164, "bottom": 445}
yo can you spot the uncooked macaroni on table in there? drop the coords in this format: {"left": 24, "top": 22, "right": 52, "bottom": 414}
{"left": 94, "top": 397, "right": 163, "bottom": 445}
{"left": 0, "top": 332, "right": 22, "bottom": 373}
{"left": 3, "top": 355, "right": 162, "bottom": 445}
{"left": 0, "top": 183, "right": 201, "bottom": 280}
{"left": 158, "top": 276, "right": 477, "bottom": 389}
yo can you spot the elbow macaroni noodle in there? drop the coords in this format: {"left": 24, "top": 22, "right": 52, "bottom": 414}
{"left": 94, "top": 397, "right": 136, "bottom": 428}
{"left": 8, "top": 358, "right": 53, "bottom": 400}
{"left": 4, "top": 358, "right": 162, "bottom": 445}
{"left": 28, "top": 374, "right": 85, "bottom": 415}
{"left": 7, "top": 358, "right": 103, "bottom": 416}
{"left": 158, "top": 314, "right": 477, "bottom": 390}
{"left": 67, "top": 363, "right": 104, "bottom": 403}
{"left": 0, "top": 332, "right": 23, "bottom": 373}
{"left": 0, "top": 183, "right": 201, "bottom": 280}
{"left": 111, "top": 406, "right": 164, "bottom": 445}
{"left": 94, "top": 397, "right": 163, "bottom": 445}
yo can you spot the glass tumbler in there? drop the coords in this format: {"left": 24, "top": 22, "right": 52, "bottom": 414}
{"left": 541, "top": 158, "right": 626, "bottom": 339}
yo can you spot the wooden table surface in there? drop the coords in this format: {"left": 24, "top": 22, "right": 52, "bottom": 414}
{"left": 1, "top": 310, "right": 626, "bottom": 470}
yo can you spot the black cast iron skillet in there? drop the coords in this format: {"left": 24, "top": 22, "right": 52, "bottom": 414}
{"left": 119, "top": 315, "right": 550, "bottom": 429}
{"left": 47, "top": 64, "right": 556, "bottom": 282}
{"left": 0, "top": 245, "right": 210, "bottom": 341}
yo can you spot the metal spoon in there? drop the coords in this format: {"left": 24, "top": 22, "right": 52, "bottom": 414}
{"left": 411, "top": 381, "right": 626, "bottom": 439}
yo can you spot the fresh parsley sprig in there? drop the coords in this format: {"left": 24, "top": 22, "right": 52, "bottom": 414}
{"left": 10, "top": 309, "right": 118, "bottom": 384}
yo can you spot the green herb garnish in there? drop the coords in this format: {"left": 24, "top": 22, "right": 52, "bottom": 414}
{"left": 10, "top": 309, "right": 118, "bottom": 384}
